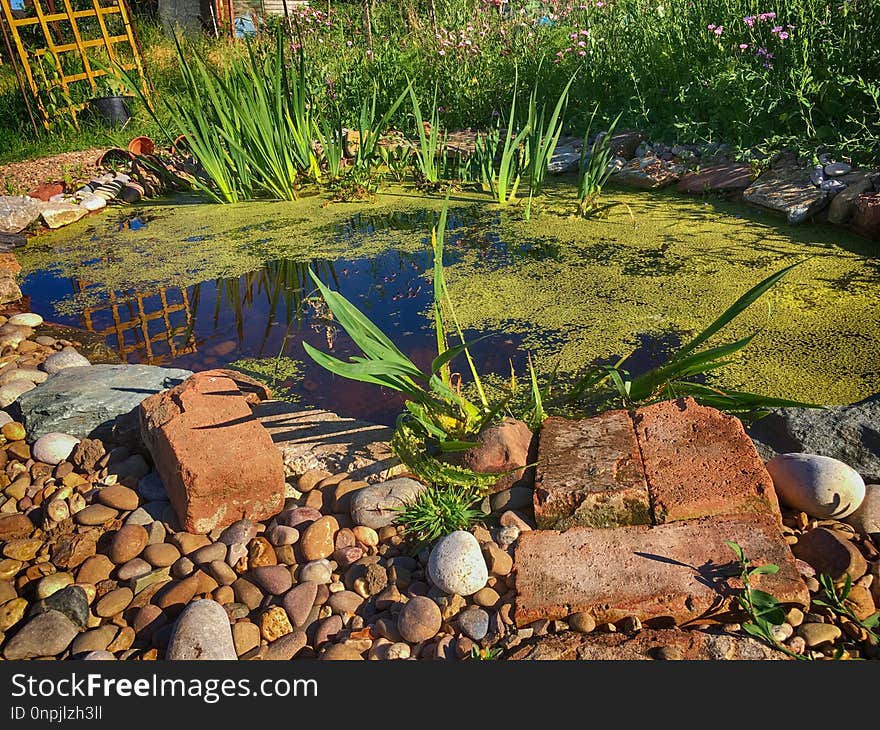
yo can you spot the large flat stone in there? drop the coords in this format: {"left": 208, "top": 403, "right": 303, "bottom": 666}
{"left": 533, "top": 413, "right": 650, "bottom": 529}
{"left": 15, "top": 364, "right": 192, "bottom": 441}
{"left": 743, "top": 163, "right": 829, "bottom": 223}
{"left": 255, "top": 402, "right": 397, "bottom": 483}
{"left": 675, "top": 163, "right": 753, "bottom": 194}
{"left": 508, "top": 628, "right": 788, "bottom": 660}
{"left": 513, "top": 512, "right": 808, "bottom": 626}
{"left": 747, "top": 395, "right": 880, "bottom": 483}
{"left": 0, "top": 195, "right": 43, "bottom": 234}
{"left": 140, "top": 371, "right": 285, "bottom": 534}
{"left": 633, "top": 398, "right": 780, "bottom": 523}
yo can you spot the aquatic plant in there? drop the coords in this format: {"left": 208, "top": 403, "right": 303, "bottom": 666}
{"left": 524, "top": 69, "right": 575, "bottom": 220}
{"left": 352, "top": 82, "right": 411, "bottom": 173}
{"left": 577, "top": 107, "right": 621, "bottom": 217}
{"left": 480, "top": 67, "right": 530, "bottom": 205}
{"left": 304, "top": 196, "right": 520, "bottom": 489}
{"left": 409, "top": 83, "right": 444, "bottom": 186}
{"left": 564, "top": 262, "right": 820, "bottom": 417}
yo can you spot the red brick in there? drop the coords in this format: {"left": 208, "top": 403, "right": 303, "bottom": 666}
{"left": 508, "top": 628, "right": 789, "bottom": 660}
{"left": 513, "top": 512, "right": 808, "bottom": 626}
{"left": 633, "top": 398, "right": 780, "bottom": 523}
{"left": 139, "top": 372, "right": 285, "bottom": 534}
{"left": 533, "top": 413, "right": 650, "bottom": 529}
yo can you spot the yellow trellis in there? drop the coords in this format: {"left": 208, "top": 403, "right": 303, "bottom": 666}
{"left": 0, "top": 0, "right": 148, "bottom": 129}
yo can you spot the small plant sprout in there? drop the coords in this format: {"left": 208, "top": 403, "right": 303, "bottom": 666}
{"left": 577, "top": 106, "right": 621, "bottom": 217}
{"left": 814, "top": 574, "right": 880, "bottom": 644}
{"left": 469, "top": 646, "right": 503, "bottom": 660}
{"left": 725, "top": 540, "right": 805, "bottom": 659}
{"left": 410, "top": 82, "right": 444, "bottom": 186}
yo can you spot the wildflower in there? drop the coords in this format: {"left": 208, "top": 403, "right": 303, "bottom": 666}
{"left": 739, "top": 43, "right": 749, "bottom": 50}
{"left": 439, "top": 49, "right": 446, "bottom": 56}
{"left": 714, "top": 25, "right": 723, "bottom": 36}
{"left": 708, "top": 23, "right": 716, "bottom": 30}
{"left": 743, "top": 15, "right": 755, "bottom": 27}
{"left": 758, "top": 12, "right": 776, "bottom": 21}
{"left": 771, "top": 25, "right": 783, "bottom": 34}
{"left": 346, "top": 40, "right": 352, "bottom": 47}
{"left": 578, "top": 40, "right": 586, "bottom": 47}
{"left": 778, "top": 31, "right": 789, "bottom": 40}
{"left": 578, "top": 50, "right": 586, "bottom": 56}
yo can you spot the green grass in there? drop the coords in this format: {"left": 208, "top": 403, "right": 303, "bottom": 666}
{"left": 2, "top": 2, "right": 878, "bottom": 167}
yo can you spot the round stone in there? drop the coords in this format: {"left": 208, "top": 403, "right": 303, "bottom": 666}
{"left": 167, "top": 599, "right": 237, "bottom": 660}
{"left": 0, "top": 381, "right": 35, "bottom": 408}
{"left": 7, "top": 313, "right": 43, "bottom": 328}
{"left": 95, "top": 587, "right": 133, "bottom": 617}
{"left": 427, "top": 530, "right": 488, "bottom": 596}
{"left": 97, "top": 485, "right": 139, "bottom": 512}
{"left": 327, "top": 590, "right": 363, "bottom": 615}
{"left": 568, "top": 612, "right": 597, "bottom": 634}
{"left": 1, "top": 421, "right": 25, "bottom": 441}
{"left": 117, "top": 558, "right": 152, "bottom": 581}
{"left": 42, "top": 349, "right": 90, "bottom": 375}
{"left": 398, "top": 595, "right": 442, "bottom": 643}
{"left": 137, "top": 472, "right": 167, "bottom": 502}
{"left": 350, "top": 478, "right": 427, "bottom": 529}
{"left": 249, "top": 565, "right": 293, "bottom": 595}
{"left": 301, "top": 516, "right": 339, "bottom": 562}
{"left": 32, "top": 433, "right": 81, "bottom": 466}
{"left": 142, "top": 542, "right": 181, "bottom": 568}
{"left": 35, "top": 572, "right": 74, "bottom": 599}
{"left": 282, "top": 581, "right": 318, "bottom": 627}
{"left": 844, "top": 483, "right": 880, "bottom": 537}
{"left": 298, "top": 559, "right": 332, "bottom": 584}
{"left": 81, "top": 650, "right": 116, "bottom": 660}
{"left": 799, "top": 622, "right": 841, "bottom": 648}
{"left": 267, "top": 525, "right": 299, "bottom": 546}
{"left": 74, "top": 504, "right": 118, "bottom": 526}
{"left": 320, "top": 643, "right": 364, "bottom": 660}
{"left": 1, "top": 609, "right": 79, "bottom": 659}
{"left": 109, "top": 524, "right": 148, "bottom": 564}
{"left": 824, "top": 161, "right": 852, "bottom": 177}
{"left": 218, "top": 519, "right": 258, "bottom": 546}
{"left": 0, "top": 411, "right": 12, "bottom": 427}
{"left": 457, "top": 606, "right": 489, "bottom": 641}
{"left": 767, "top": 453, "right": 865, "bottom": 519}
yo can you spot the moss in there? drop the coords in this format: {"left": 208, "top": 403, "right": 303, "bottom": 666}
{"left": 228, "top": 356, "right": 303, "bottom": 402}
{"left": 19, "top": 181, "right": 880, "bottom": 406}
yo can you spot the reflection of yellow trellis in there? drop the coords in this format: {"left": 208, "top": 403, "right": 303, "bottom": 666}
{"left": 77, "top": 280, "right": 198, "bottom": 365}
{"left": 0, "top": 0, "right": 148, "bottom": 128}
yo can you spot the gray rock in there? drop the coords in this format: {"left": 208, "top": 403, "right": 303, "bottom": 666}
{"left": 79, "top": 195, "right": 106, "bottom": 212}
{"left": 547, "top": 145, "right": 581, "bottom": 174}
{"left": 30, "top": 585, "right": 90, "bottom": 628}
{"left": 7, "top": 313, "right": 43, "bottom": 327}
{"left": 844, "top": 483, "right": 880, "bottom": 537}
{"left": 825, "top": 161, "right": 852, "bottom": 177}
{"left": 0, "top": 195, "right": 43, "bottom": 233}
{"left": 218, "top": 519, "right": 257, "bottom": 546}
{"left": 457, "top": 606, "right": 489, "bottom": 641}
{"left": 0, "top": 411, "right": 12, "bottom": 427}
{"left": 350, "top": 477, "right": 427, "bottom": 529}
{"left": 748, "top": 397, "right": 880, "bottom": 482}
{"left": 41, "top": 202, "right": 87, "bottom": 229}
{"left": 3, "top": 609, "right": 79, "bottom": 659}
{"left": 828, "top": 172, "right": 875, "bottom": 224}
{"left": 167, "top": 599, "right": 237, "bottom": 660}
{"left": 42, "top": 348, "right": 91, "bottom": 374}
{"left": 32, "top": 432, "right": 81, "bottom": 465}
{"left": 427, "top": 530, "right": 488, "bottom": 596}
{"left": 81, "top": 650, "right": 116, "bottom": 660}
{"left": 767, "top": 453, "right": 865, "bottom": 519}
{"left": 298, "top": 559, "right": 332, "bottom": 584}
{"left": 15, "top": 364, "right": 191, "bottom": 440}
{"left": 490, "top": 486, "right": 534, "bottom": 513}
{"left": 744, "top": 163, "right": 830, "bottom": 223}
{"left": 138, "top": 472, "right": 167, "bottom": 501}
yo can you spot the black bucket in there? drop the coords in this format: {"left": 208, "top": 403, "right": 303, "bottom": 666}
{"left": 89, "top": 95, "right": 133, "bottom": 127}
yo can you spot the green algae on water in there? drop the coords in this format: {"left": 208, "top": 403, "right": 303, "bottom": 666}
{"left": 228, "top": 356, "right": 303, "bottom": 402}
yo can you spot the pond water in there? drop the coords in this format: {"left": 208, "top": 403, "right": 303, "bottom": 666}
{"left": 18, "top": 183, "right": 880, "bottom": 425}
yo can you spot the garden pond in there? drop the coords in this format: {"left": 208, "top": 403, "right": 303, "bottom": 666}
{"left": 17, "top": 182, "right": 880, "bottom": 425}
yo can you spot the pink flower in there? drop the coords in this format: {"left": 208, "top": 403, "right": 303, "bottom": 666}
{"left": 708, "top": 23, "right": 716, "bottom": 30}
{"left": 713, "top": 25, "right": 723, "bottom": 36}
{"left": 739, "top": 43, "right": 749, "bottom": 50}
{"left": 578, "top": 50, "right": 586, "bottom": 56}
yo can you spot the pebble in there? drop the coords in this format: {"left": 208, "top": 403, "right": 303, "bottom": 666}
{"left": 267, "top": 525, "right": 299, "bottom": 546}
{"left": 427, "top": 531, "right": 488, "bottom": 596}
{"left": 109, "top": 524, "right": 148, "bottom": 564}
{"left": 76, "top": 555, "right": 114, "bottom": 584}
{"left": 320, "top": 643, "right": 364, "bottom": 660}
{"left": 117, "top": 558, "right": 152, "bottom": 581}
{"left": 7, "top": 313, "right": 43, "bottom": 327}
{"left": 297, "top": 469, "right": 332, "bottom": 492}
{"left": 490, "top": 486, "right": 533, "bottom": 513}
{"left": 767, "top": 453, "right": 865, "bottom": 519}
{"left": 142, "top": 543, "right": 181, "bottom": 568}
{"left": 283, "top": 581, "right": 318, "bottom": 627}
{"left": 844, "top": 483, "right": 880, "bottom": 536}
{"left": 260, "top": 606, "right": 293, "bottom": 642}
{"left": 71, "top": 626, "right": 117, "bottom": 655}
{"left": 35, "top": 572, "right": 73, "bottom": 599}
{"left": 167, "top": 599, "right": 237, "bottom": 660}
{"left": 397, "top": 595, "right": 442, "bottom": 643}
{"left": 568, "top": 612, "right": 597, "bottom": 634}
{"left": 0, "top": 597, "right": 27, "bottom": 631}
{"left": 792, "top": 527, "right": 867, "bottom": 581}
{"left": 3, "top": 538, "right": 41, "bottom": 561}
{"left": 2, "top": 609, "right": 79, "bottom": 659}
{"left": 31, "top": 432, "right": 80, "bottom": 466}
{"left": 457, "top": 606, "right": 489, "bottom": 641}
{"left": 74, "top": 504, "right": 118, "bottom": 526}
{"left": 42, "top": 349, "right": 90, "bottom": 375}
{"left": 482, "top": 542, "right": 513, "bottom": 576}
{"left": 205, "top": 560, "right": 237, "bottom": 586}
{"left": 327, "top": 590, "right": 363, "bottom": 615}
{"left": 824, "top": 161, "right": 852, "bottom": 176}
{"left": 137, "top": 472, "right": 167, "bottom": 501}
{"left": 0, "top": 380, "right": 36, "bottom": 407}
{"left": 231, "top": 578, "right": 264, "bottom": 611}
{"left": 472, "top": 586, "right": 501, "bottom": 608}
{"left": 799, "top": 622, "right": 841, "bottom": 647}
{"left": 299, "top": 559, "right": 332, "bottom": 584}
{"left": 301, "top": 516, "right": 339, "bottom": 561}
{"left": 314, "top": 615, "right": 343, "bottom": 646}
{"left": 97, "top": 485, "right": 139, "bottom": 512}
{"left": 190, "top": 543, "right": 227, "bottom": 564}
{"left": 277, "top": 506, "right": 322, "bottom": 528}
{"left": 249, "top": 565, "right": 293, "bottom": 595}
{"left": 350, "top": 477, "right": 427, "bottom": 529}
{"left": 95, "top": 587, "right": 133, "bottom": 617}
{"left": 218, "top": 519, "right": 258, "bottom": 546}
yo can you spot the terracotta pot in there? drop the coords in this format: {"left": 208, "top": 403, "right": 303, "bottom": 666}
{"left": 128, "top": 136, "right": 155, "bottom": 156}
{"left": 96, "top": 147, "right": 133, "bottom": 168}
{"left": 171, "top": 134, "right": 189, "bottom": 156}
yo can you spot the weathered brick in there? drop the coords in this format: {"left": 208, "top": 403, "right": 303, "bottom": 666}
{"left": 513, "top": 512, "right": 808, "bottom": 626}
{"left": 508, "top": 628, "right": 789, "bottom": 660}
{"left": 533, "top": 413, "right": 650, "bottom": 529}
{"left": 633, "top": 397, "right": 780, "bottom": 523}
